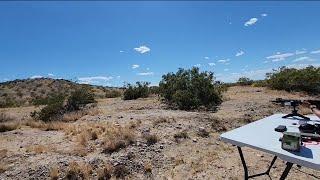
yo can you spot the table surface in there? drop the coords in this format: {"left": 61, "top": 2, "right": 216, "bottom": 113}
{"left": 220, "top": 114, "right": 320, "bottom": 170}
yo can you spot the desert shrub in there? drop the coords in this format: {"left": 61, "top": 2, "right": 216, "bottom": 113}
{"left": 237, "top": 77, "right": 253, "bottom": 86}
{"left": 0, "top": 121, "right": 20, "bottom": 132}
{"left": 31, "top": 94, "right": 65, "bottom": 106}
{"left": 105, "top": 89, "right": 122, "bottom": 98}
{"left": 174, "top": 130, "right": 189, "bottom": 142}
{"left": 251, "top": 80, "right": 267, "bottom": 87}
{"left": 0, "top": 113, "right": 13, "bottom": 123}
{"left": 266, "top": 66, "right": 320, "bottom": 94}
{"left": 0, "top": 98, "right": 18, "bottom": 108}
{"left": 30, "top": 100, "right": 65, "bottom": 122}
{"left": 143, "top": 134, "right": 158, "bottom": 146}
{"left": 123, "top": 82, "right": 150, "bottom": 100}
{"left": 149, "top": 86, "right": 160, "bottom": 95}
{"left": 113, "top": 164, "right": 128, "bottom": 178}
{"left": 66, "top": 88, "right": 96, "bottom": 111}
{"left": 159, "top": 67, "right": 222, "bottom": 110}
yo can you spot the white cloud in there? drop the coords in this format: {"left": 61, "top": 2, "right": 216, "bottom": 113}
{"left": 137, "top": 72, "right": 154, "bottom": 76}
{"left": 132, "top": 64, "right": 140, "bottom": 69}
{"left": 119, "top": 50, "right": 125, "bottom": 53}
{"left": 217, "top": 59, "right": 230, "bottom": 63}
{"left": 194, "top": 64, "right": 201, "bottom": 67}
{"left": 235, "top": 50, "right": 245, "bottom": 57}
{"left": 208, "top": 62, "right": 216, "bottom": 66}
{"left": 78, "top": 76, "right": 113, "bottom": 85}
{"left": 117, "top": 76, "right": 121, "bottom": 79}
{"left": 293, "top": 56, "right": 314, "bottom": 62}
{"left": 266, "top": 52, "right": 295, "bottom": 62}
{"left": 295, "top": 50, "right": 307, "bottom": 55}
{"left": 310, "top": 49, "right": 320, "bottom": 54}
{"left": 287, "top": 63, "right": 320, "bottom": 69}
{"left": 244, "top": 18, "right": 258, "bottom": 26}
{"left": 30, "top": 75, "right": 43, "bottom": 79}
{"left": 48, "top": 73, "right": 54, "bottom": 77}
{"left": 204, "top": 56, "right": 210, "bottom": 60}
{"left": 134, "top": 45, "right": 150, "bottom": 54}
{"left": 261, "top": 13, "right": 268, "bottom": 17}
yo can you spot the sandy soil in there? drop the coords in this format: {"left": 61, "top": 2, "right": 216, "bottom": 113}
{"left": 1, "top": 86, "right": 320, "bottom": 179}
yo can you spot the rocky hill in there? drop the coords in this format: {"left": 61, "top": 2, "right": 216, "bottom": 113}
{"left": 0, "top": 78, "right": 121, "bottom": 108}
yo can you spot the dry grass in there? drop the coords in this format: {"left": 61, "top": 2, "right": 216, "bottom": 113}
{"left": 97, "top": 163, "right": 113, "bottom": 180}
{"left": 62, "top": 108, "right": 100, "bottom": 122}
{"left": 0, "top": 164, "right": 7, "bottom": 173}
{"left": 50, "top": 165, "right": 59, "bottom": 180}
{"left": 174, "top": 130, "right": 189, "bottom": 142}
{"left": 153, "top": 117, "right": 169, "bottom": 127}
{"left": 26, "top": 145, "right": 56, "bottom": 154}
{"left": 143, "top": 134, "right": 158, "bottom": 146}
{"left": 65, "top": 161, "right": 92, "bottom": 179}
{"left": 0, "top": 113, "right": 14, "bottom": 123}
{"left": 144, "top": 162, "right": 153, "bottom": 173}
{"left": 0, "top": 149, "right": 8, "bottom": 158}
{"left": 0, "top": 121, "right": 20, "bottom": 132}
{"left": 25, "top": 120, "right": 67, "bottom": 131}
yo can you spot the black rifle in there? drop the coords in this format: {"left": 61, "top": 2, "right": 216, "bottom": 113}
{"left": 272, "top": 98, "right": 320, "bottom": 120}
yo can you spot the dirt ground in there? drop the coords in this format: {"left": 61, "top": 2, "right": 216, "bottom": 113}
{"left": 1, "top": 86, "right": 320, "bottom": 179}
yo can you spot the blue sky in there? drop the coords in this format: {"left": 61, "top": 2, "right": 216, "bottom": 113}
{"left": 1, "top": 1, "right": 320, "bottom": 86}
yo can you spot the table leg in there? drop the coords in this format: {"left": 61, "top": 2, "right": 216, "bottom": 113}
{"left": 237, "top": 146, "right": 278, "bottom": 179}
{"left": 237, "top": 146, "right": 249, "bottom": 179}
{"left": 280, "top": 162, "right": 293, "bottom": 180}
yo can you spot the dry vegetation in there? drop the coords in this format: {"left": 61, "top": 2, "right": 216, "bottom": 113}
{"left": 1, "top": 85, "right": 320, "bottom": 179}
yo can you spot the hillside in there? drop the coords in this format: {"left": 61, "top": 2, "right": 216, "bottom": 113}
{"left": 1, "top": 86, "right": 320, "bottom": 179}
{"left": 0, "top": 78, "right": 121, "bottom": 108}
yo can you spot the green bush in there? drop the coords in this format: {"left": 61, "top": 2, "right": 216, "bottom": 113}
{"left": 159, "top": 67, "right": 223, "bottom": 110}
{"left": 251, "top": 80, "right": 267, "bottom": 87}
{"left": 31, "top": 88, "right": 96, "bottom": 122}
{"left": 266, "top": 66, "right": 320, "bottom": 94}
{"left": 30, "top": 98, "right": 65, "bottom": 122}
{"left": 123, "top": 82, "right": 150, "bottom": 100}
{"left": 31, "top": 94, "right": 65, "bottom": 106}
{"left": 66, "top": 88, "right": 96, "bottom": 111}
{"left": 237, "top": 77, "right": 253, "bottom": 86}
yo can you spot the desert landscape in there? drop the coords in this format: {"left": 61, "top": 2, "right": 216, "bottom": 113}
{"left": 1, "top": 83, "right": 320, "bottom": 179}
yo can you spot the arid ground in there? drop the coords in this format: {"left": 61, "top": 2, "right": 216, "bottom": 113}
{"left": 1, "top": 86, "right": 320, "bottom": 179}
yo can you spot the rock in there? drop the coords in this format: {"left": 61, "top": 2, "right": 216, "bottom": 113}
{"left": 193, "top": 139, "right": 198, "bottom": 143}
{"left": 215, "top": 142, "right": 220, "bottom": 145}
{"left": 159, "top": 145, "right": 164, "bottom": 149}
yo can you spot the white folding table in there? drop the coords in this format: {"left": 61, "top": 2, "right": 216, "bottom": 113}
{"left": 220, "top": 114, "right": 320, "bottom": 180}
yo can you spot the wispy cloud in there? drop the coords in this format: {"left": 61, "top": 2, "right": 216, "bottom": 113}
{"left": 293, "top": 56, "right": 314, "bottom": 62}
{"left": 134, "top": 45, "right": 150, "bottom": 54}
{"left": 208, "top": 62, "right": 216, "bottom": 66}
{"left": 78, "top": 76, "right": 113, "bottom": 85}
{"left": 137, "top": 72, "right": 154, "bottom": 76}
{"left": 194, "top": 64, "right": 201, "bottom": 67}
{"left": 217, "top": 59, "right": 230, "bottom": 64}
{"left": 132, "top": 64, "right": 140, "bottom": 69}
{"left": 204, "top": 56, "right": 210, "bottom": 60}
{"left": 244, "top": 18, "right": 258, "bottom": 26}
{"left": 235, "top": 50, "right": 245, "bottom": 57}
{"left": 266, "top": 52, "right": 295, "bottom": 62}
{"left": 295, "top": 50, "right": 307, "bottom": 55}
{"left": 310, "top": 49, "right": 320, "bottom": 54}
{"left": 119, "top": 50, "right": 125, "bottom": 53}
{"left": 224, "top": 68, "right": 229, "bottom": 71}
{"left": 30, "top": 75, "right": 43, "bottom": 79}
{"left": 261, "top": 13, "right": 268, "bottom": 17}
{"left": 48, "top": 73, "right": 54, "bottom": 77}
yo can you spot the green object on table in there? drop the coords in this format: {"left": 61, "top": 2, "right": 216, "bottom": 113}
{"left": 282, "top": 132, "right": 301, "bottom": 152}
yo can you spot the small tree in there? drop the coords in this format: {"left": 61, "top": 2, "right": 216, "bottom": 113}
{"left": 123, "top": 82, "right": 150, "bottom": 100}
{"left": 237, "top": 77, "right": 253, "bottom": 86}
{"left": 159, "top": 67, "right": 222, "bottom": 110}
